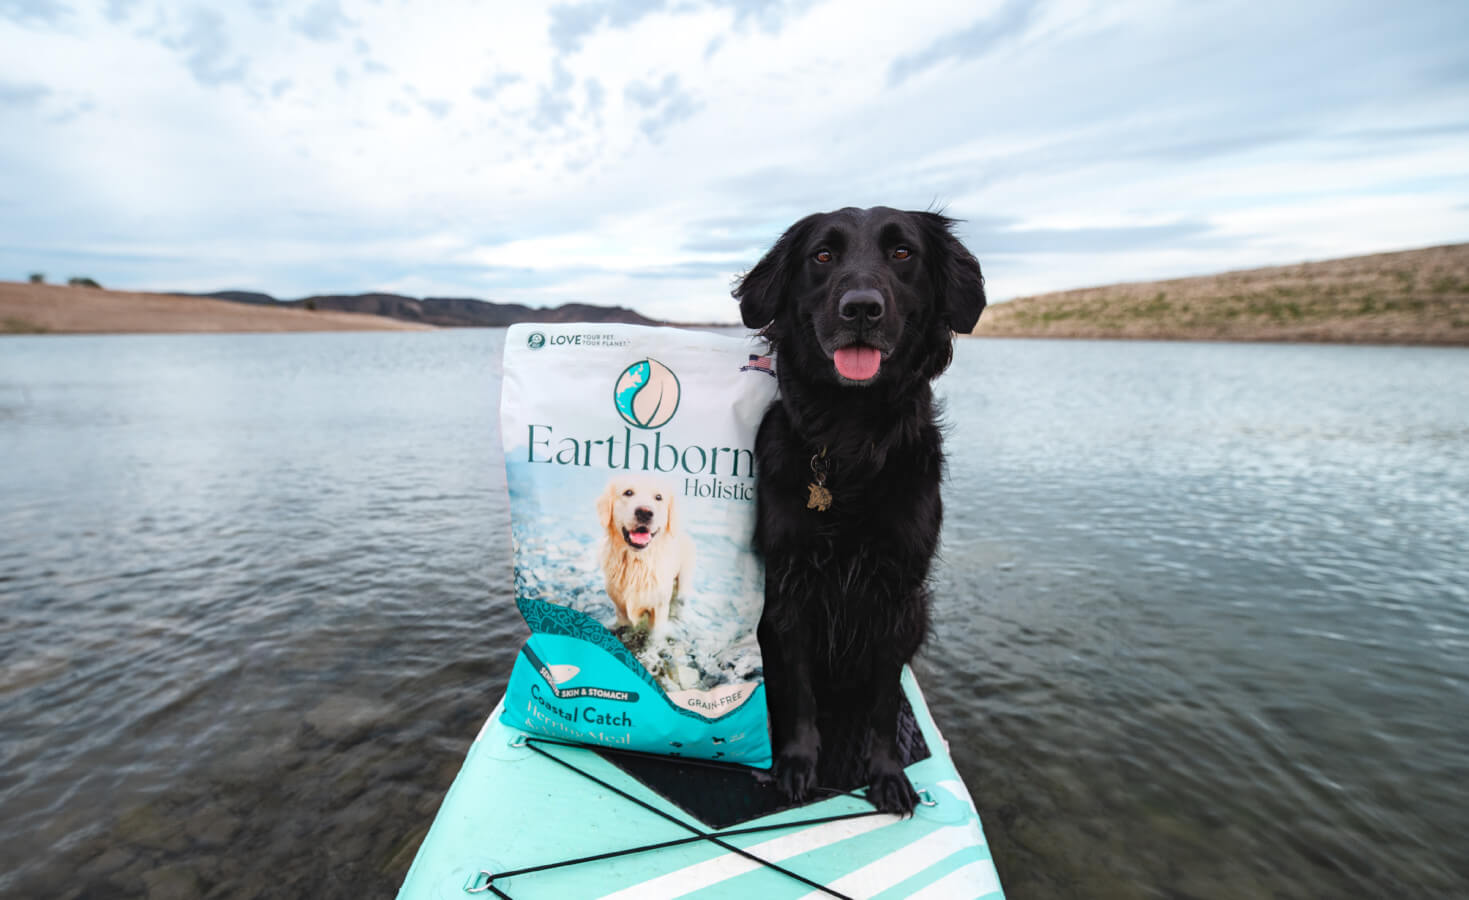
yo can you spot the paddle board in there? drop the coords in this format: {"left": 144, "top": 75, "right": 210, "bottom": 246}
{"left": 397, "top": 667, "right": 1005, "bottom": 899}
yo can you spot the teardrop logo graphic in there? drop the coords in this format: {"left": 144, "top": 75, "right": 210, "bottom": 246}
{"left": 613, "top": 358, "right": 680, "bottom": 429}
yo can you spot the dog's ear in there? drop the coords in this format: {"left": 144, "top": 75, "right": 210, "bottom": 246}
{"left": 732, "top": 214, "right": 818, "bottom": 329}
{"left": 663, "top": 489, "right": 679, "bottom": 536}
{"left": 597, "top": 484, "right": 616, "bottom": 534}
{"left": 918, "top": 213, "right": 987, "bottom": 333}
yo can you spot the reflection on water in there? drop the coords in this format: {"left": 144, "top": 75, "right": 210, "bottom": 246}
{"left": 1, "top": 332, "right": 1466, "bottom": 898}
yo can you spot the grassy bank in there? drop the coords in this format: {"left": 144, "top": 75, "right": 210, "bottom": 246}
{"left": 0, "top": 281, "right": 433, "bottom": 334}
{"left": 972, "top": 243, "right": 1469, "bottom": 345}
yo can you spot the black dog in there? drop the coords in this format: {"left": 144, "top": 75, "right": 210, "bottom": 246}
{"left": 734, "top": 206, "right": 985, "bottom": 815}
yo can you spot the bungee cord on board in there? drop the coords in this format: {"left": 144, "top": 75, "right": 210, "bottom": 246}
{"left": 465, "top": 735, "right": 892, "bottom": 899}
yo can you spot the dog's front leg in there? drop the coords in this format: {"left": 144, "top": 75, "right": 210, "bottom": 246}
{"left": 864, "top": 658, "right": 920, "bottom": 815}
{"left": 758, "top": 612, "right": 820, "bottom": 803}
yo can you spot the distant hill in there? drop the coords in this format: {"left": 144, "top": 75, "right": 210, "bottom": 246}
{"left": 183, "top": 290, "right": 660, "bottom": 328}
{"left": 0, "top": 282, "right": 430, "bottom": 334}
{"left": 972, "top": 243, "right": 1469, "bottom": 345}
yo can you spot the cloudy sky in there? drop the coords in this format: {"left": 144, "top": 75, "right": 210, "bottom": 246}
{"left": 2, "top": 0, "right": 1466, "bottom": 322}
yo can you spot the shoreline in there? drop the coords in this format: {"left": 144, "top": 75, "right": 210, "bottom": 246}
{"left": 8, "top": 239, "right": 1467, "bottom": 344}
{"left": 970, "top": 242, "right": 1469, "bottom": 347}
{"left": 965, "top": 329, "right": 1469, "bottom": 348}
{"left": 0, "top": 281, "right": 434, "bottom": 335}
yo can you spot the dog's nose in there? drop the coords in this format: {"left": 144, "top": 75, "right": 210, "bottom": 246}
{"left": 838, "top": 288, "right": 884, "bottom": 322}
{"left": 634, "top": 507, "right": 653, "bottom": 523}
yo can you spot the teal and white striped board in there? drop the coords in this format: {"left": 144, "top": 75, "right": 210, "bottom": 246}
{"left": 397, "top": 668, "right": 1005, "bottom": 899}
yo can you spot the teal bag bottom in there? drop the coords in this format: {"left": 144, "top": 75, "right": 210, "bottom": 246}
{"left": 501, "top": 627, "right": 772, "bottom": 768}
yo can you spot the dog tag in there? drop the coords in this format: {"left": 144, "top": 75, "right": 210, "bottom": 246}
{"left": 807, "top": 449, "right": 832, "bottom": 511}
{"left": 806, "top": 482, "right": 832, "bottom": 512}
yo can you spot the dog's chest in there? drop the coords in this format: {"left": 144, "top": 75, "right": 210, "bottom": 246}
{"left": 790, "top": 452, "right": 936, "bottom": 528}
{"left": 782, "top": 549, "right": 930, "bottom": 669}
{"left": 765, "top": 461, "right": 940, "bottom": 597}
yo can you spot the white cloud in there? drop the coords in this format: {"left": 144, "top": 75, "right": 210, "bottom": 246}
{"left": 292, "top": 0, "right": 353, "bottom": 42}
{"left": 0, "top": 0, "right": 1466, "bottom": 319}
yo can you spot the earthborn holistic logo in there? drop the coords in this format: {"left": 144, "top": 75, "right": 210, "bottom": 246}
{"left": 614, "top": 358, "right": 680, "bottom": 429}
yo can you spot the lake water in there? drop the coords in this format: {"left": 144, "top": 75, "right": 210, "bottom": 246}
{"left": 1, "top": 331, "right": 1465, "bottom": 899}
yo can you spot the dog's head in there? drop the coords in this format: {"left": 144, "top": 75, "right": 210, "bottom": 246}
{"left": 732, "top": 207, "right": 985, "bottom": 387}
{"left": 597, "top": 476, "right": 678, "bottom": 551}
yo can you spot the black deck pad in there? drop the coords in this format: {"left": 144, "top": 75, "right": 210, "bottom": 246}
{"left": 594, "top": 695, "right": 931, "bottom": 830}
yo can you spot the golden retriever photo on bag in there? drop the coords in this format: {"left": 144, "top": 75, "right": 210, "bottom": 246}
{"left": 596, "top": 475, "right": 695, "bottom": 632}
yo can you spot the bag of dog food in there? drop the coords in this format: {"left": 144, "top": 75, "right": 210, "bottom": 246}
{"left": 499, "top": 323, "right": 777, "bottom": 766}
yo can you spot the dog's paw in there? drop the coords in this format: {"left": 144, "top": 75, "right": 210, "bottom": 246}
{"left": 867, "top": 770, "right": 920, "bottom": 816}
{"left": 772, "top": 750, "right": 818, "bottom": 804}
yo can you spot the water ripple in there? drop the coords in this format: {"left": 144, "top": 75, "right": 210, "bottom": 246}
{"left": 1, "top": 334, "right": 1467, "bottom": 897}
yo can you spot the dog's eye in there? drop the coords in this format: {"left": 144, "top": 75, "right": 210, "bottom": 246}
{"left": 893, "top": 246, "right": 912, "bottom": 260}
{"left": 654, "top": 494, "right": 663, "bottom": 501}
{"left": 813, "top": 249, "right": 833, "bottom": 264}
{"left": 623, "top": 489, "right": 634, "bottom": 497}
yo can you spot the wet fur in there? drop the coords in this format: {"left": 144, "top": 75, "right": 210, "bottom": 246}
{"left": 734, "top": 207, "right": 985, "bottom": 815}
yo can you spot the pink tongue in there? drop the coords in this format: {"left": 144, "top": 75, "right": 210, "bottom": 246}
{"left": 629, "top": 530, "right": 652, "bottom": 547}
{"left": 833, "top": 346, "right": 881, "bottom": 381}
